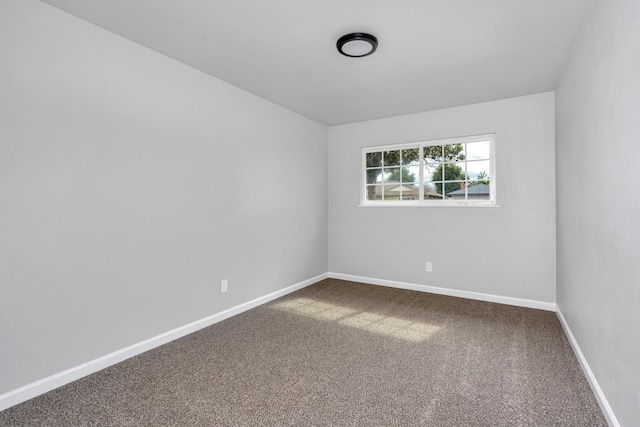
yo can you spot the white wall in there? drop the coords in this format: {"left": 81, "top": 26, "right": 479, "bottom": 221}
{"left": 0, "top": 0, "right": 327, "bottom": 395}
{"left": 556, "top": 0, "right": 640, "bottom": 425}
{"left": 329, "top": 93, "right": 556, "bottom": 303}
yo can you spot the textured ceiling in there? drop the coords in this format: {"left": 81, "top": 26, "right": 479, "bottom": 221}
{"left": 41, "top": 0, "right": 595, "bottom": 125}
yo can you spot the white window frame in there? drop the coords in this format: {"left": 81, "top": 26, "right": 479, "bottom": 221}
{"left": 360, "top": 133, "right": 497, "bottom": 207}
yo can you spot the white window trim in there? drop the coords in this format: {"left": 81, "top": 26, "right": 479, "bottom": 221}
{"left": 360, "top": 133, "right": 498, "bottom": 207}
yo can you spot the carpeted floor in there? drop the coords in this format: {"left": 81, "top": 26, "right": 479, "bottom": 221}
{"left": 0, "top": 279, "right": 608, "bottom": 426}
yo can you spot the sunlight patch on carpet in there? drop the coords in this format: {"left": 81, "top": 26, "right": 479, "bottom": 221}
{"left": 272, "top": 297, "right": 440, "bottom": 342}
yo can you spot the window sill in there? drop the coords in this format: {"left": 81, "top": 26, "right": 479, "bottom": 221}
{"left": 359, "top": 202, "right": 500, "bottom": 208}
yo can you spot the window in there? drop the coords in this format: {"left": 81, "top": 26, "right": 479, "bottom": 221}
{"left": 362, "top": 134, "right": 496, "bottom": 206}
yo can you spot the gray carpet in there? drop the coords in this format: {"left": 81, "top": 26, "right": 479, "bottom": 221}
{"left": 0, "top": 279, "right": 608, "bottom": 426}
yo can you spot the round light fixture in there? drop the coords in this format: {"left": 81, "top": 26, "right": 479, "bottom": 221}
{"left": 336, "top": 33, "right": 378, "bottom": 58}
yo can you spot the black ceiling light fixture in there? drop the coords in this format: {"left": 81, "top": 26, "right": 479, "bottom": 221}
{"left": 336, "top": 33, "right": 378, "bottom": 58}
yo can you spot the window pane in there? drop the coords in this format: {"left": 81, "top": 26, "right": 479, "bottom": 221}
{"left": 446, "top": 182, "right": 467, "bottom": 199}
{"left": 466, "top": 140, "right": 490, "bottom": 160}
{"left": 423, "top": 145, "right": 443, "bottom": 163}
{"left": 423, "top": 162, "right": 437, "bottom": 182}
{"left": 383, "top": 167, "right": 401, "bottom": 183}
{"left": 399, "top": 183, "right": 418, "bottom": 200}
{"left": 402, "top": 148, "right": 419, "bottom": 165}
{"left": 365, "top": 185, "right": 378, "bottom": 201}
{"left": 466, "top": 183, "right": 491, "bottom": 200}
{"left": 441, "top": 163, "right": 466, "bottom": 181}
{"left": 443, "top": 143, "right": 465, "bottom": 162}
{"left": 383, "top": 150, "right": 401, "bottom": 166}
{"left": 366, "top": 152, "right": 382, "bottom": 168}
{"left": 442, "top": 181, "right": 466, "bottom": 197}
{"left": 424, "top": 182, "right": 444, "bottom": 200}
{"left": 467, "top": 160, "right": 491, "bottom": 181}
{"left": 365, "top": 168, "right": 382, "bottom": 185}
{"left": 401, "top": 166, "right": 419, "bottom": 184}
{"left": 383, "top": 184, "right": 401, "bottom": 200}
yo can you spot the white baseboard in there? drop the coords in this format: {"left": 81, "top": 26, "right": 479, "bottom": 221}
{"left": 328, "top": 272, "right": 557, "bottom": 312}
{"left": 556, "top": 308, "right": 619, "bottom": 427}
{"left": 0, "top": 273, "right": 328, "bottom": 412}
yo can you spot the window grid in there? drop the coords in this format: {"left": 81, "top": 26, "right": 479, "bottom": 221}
{"left": 362, "top": 134, "right": 496, "bottom": 206}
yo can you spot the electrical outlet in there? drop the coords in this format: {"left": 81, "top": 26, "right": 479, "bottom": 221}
{"left": 425, "top": 262, "right": 432, "bottom": 272}
{"left": 221, "top": 279, "right": 228, "bottom": 293}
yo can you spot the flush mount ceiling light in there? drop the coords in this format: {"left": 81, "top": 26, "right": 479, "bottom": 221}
{"left": 336, "top": 33, "right": 378, "bottom": 58}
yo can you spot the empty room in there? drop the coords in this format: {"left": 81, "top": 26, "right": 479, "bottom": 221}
{"left": 1, "top": 0, "right": 638, "bottom": 425}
